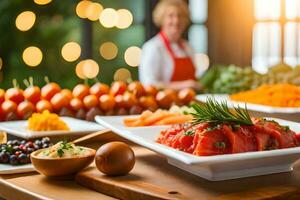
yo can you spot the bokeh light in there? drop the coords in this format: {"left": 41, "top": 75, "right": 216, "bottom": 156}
{"left": 61, "top": 42, "right": 81, "bottom": 62}
{"left": 99, "top": 42, "right": 118, "bottom": 60}
{"left": 124, "top": 46, "right": 142, "bottom": 67}
{"left": 116, "top": 9, "right": 133, "bottom": 29}
{"left": 76, "top": 0, "right": 92, "bottom": 19}
{"left": 86, "top": 2, "right": 103, "bottom": 21}
{"left": 76, "top": 60, "right": 86, "bottom": 79}
{"left": 0, "top": 57, "right": 3, "bottom": 70}
{"left": 99, "top": 8, "right": 118, "bottom": 28}
{"left": 34, "top": 0, "right": 52, "bottom": 5}
{"left": 114, "top": 68, "right": 132, "bottom": 82}
{"left": 82, "top": 59, "right": 99, "bottom": 79}
{"left": 15, "top": 11, "right": 36, "bottom": 31}
{"left": 22, "top": 46, "right": 43, "bottom": 67}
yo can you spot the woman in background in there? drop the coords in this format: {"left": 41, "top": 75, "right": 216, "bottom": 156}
{"left": 139, "top": 0, "right": 201, "bottom": 90}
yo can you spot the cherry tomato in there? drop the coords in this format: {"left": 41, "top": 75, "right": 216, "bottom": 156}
{"left": 178, "top": 88, "right": 196, "bottom": 105}
{"left": 50, "top": 93, "right": 70, "bottom": 111}
{"left": 114, "top": 94, "right": 125, "bottom": 108}
{"left": 41, "top": 82, "right": 61, "bottom": 101}
{"left": 72, "top": 84, "right": 90, "bottom": 100}
{"left": 127, "top": 81, "right": 146, "bottom": 98}
{"left": 70, "top": 98, "right": 84, "bottom": 111}
{"left": 145, "top": 85, "right": 158, "bottom": 97}
{"left": 122, "top": 93, "right": 137, "bottom": 109}
{"left": 110, "top": 81, "right": 127, "bottom": 96}
{"left": 1, "top": 100, "right": 17, "bottom": 114}
{"left": 5, "top": 88, "right": 24, "bottom": 104}
{"left": 0, "top": 106, "right": 4, "bottom": 121}
{"left": 99, "top": 94, "right": 115, "bottom": 111}
{"left": 24, "top": 86, "right": 41, "bottom": 104}
{"left": 90, "top": 83, "right": 110, "bottom": 98}
{"left": 17, "top": 101, "right": 35, "bottom": 119}
{"left": 139, "top": 96, "right": 158, "bottom": 111}
{"left": 36, "top": 100, "right": 52, "bottom": 113}
{"left": 83, "top": 95, "right": 99, "bottom": 109}
{"left": 0, "top": 89, "right": 4, "bottom": 105}
{"left": 156, "top": 89, "right": 177, "bottom": 109}
{"left": 61, "top": 89, "right": 73, "bottom": 101}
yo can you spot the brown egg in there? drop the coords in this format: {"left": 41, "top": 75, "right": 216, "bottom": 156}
{"left": 95, "top": 142, "right": 135, "bottom": 176}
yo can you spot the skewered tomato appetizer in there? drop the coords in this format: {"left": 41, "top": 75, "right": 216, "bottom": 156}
{"left": 139, "top": 96, "right": 158, "bottom": 111}
{"left": 41, "top": 82, "right": 61, "bottom": 101}
{"left": 36, "top": 100, "right": 52, "bottom": 113}
{"left": 90, "top": 83, "right": 109, "bottom": 98}
{"left": 0, "top": 89, "right": 4, "bottom": 105}
{"left": 145, "top": 85, "right": 158, "bottom": 97}
{"left": 5, "top": 88, "right": 24, "bottom": 104}
{"left": 177, "top": 88, "right": 195, "bottom": 105}
{"left": 110, "top": 81, "right": 127, "bottom": 96}
{"left": 156, "top": 89, "right": 177, "bottom": 109}
{"left": 114, "top": 94, "right": 125, "bottom": 108}
{"left": 17, "top": 101, "right": 35, "bottom": 119}
{"left": 99, "top": 94, "right": 115, "bottom": 111}
{"left": 50, "top": 93, "right": 70, "bottom": 111}
{"left": 70, "top": 98, "right": 84, "bottom": 111}
{"left": 127, "top": 81, "right": 146, "bottom": 98}
{"left": 24, "top": 86, "right": 41, "bottom": 104}
{"left": 72, "top": 84, "right": 90, "bottom": 100}
{"left": 61, "top": 89, "right": 73, "bottom": 101}
{"left": 83, "top": 95, "right": 99, "bottom": 109}
{"left": 122, "top": 93, "right": 137, "bottom": 109}
{"left": 1, "top": 100, "right": 17, "bottom": 114}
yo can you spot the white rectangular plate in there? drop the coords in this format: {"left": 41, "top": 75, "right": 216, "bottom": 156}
{"left": 96, "top": 115, "right": 300, "bottom": 181}
{"left": 0, "top": 163, "right": 34, "bottom": 175}
{"left": 196, "top": 94, "right": 300, "bottom": 114}
{"left": 0, "top": 117, "right": 105, "bottom": 139}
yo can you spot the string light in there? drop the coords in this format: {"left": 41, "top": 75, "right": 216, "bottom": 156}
{"left": 15, "top": 11, "right": 36, "bottom": 31}
{"left": 116, "top": 9, "right": 133, "bottom": 29}
{"left": 61, "top": 42, "right": 81, "bottom": 62}
{"left": 34, "top": 0, "right": 52, "bottom": 5}
{"left": 22, "top": 46, "right": 43, "bottom": 67}
{"left": 114, "top": 68, "right": 132, "bottom": 82}
{"left": 86, "top": 2, "right": 103, "bottom": 21}
{"left": 99, "top": 42, "right": 118, "bottom": 60}
{"left": 76, "top": 59, "right": 100, "bottom": 79}
{"left": 76, "top": 60, "right": 86, "bottom": 79}
{"left": 76, "top": 0, "right": 92, "bottom": 19}
{"left": 124, "top": 46, "right": 142, "bottom": 67}
{"left": 99, "top": 8, "right": 118, "bottom": 28}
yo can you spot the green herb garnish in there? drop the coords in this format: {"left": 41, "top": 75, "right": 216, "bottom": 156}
{"left": 57, "top": 140, "right": 73, "bottom": 157}
{"left": 190, "top": 97, "right": 253, "bottom": 126}
{"left": 184, "top": 129, "right": 195, "bottom": 136}
{"left": 214, "top": 142, "right": 226, "bottom": 149}
{"left": 282, "top": 125, "right": 290, "bottom": 132}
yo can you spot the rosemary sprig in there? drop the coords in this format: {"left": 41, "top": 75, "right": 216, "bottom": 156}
{"left": 190, "top": 97, "right": 253, "bottom": 126}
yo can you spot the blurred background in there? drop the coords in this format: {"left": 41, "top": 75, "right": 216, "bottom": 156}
{"left": 1, "top": 0, "right": 300, "bottom": 90}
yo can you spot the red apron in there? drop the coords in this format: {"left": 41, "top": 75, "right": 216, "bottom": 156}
{"left": 159, "top": 31, "right": 196, "bottom": 81}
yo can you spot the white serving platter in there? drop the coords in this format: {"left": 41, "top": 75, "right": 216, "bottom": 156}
{"left": 0, "top": 163, "right": 34, "bottom": 175}
{"left": 0, "top": 117, "right": 105, "bottom": 139}
{"left": 196, "top": 94, "right": 300, "bottom": 114}
{"left": 96, "top": 115, "right": 300, "bottom": 181}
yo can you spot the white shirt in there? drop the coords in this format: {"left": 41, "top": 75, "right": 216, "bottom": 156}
{"left": 139, "top": 35, "right": 197, "bottom": 86}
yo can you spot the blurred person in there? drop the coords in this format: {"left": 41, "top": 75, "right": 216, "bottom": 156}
{"left": 139, "top": 0, "right": 201, "bottom": 90}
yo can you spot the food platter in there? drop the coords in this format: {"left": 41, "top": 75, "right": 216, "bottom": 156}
{"left": 196, "top": 94, "right": 300, "bottom": 114}
{"left": 96, "top": 115, "right": 300, "bottom": 181}
{"left": 0, "top": 117, "right": 105, "bottom": 139}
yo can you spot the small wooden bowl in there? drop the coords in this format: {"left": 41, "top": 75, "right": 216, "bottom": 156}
{"left": 30, "top": 147, "right": 96, "bottom": 177}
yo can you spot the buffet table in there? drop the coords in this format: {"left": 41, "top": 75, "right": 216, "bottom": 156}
{"left": 1, "top": 132, "right": 300, "bottom": 200}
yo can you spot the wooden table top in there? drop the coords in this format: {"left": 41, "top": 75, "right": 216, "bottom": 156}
{"left": 1, "top": 132, "right": 300, "bottom": 200}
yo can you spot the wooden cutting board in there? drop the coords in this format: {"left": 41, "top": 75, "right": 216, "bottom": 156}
{"left": 75, "top": 144, "right": 300, "bottom": 200}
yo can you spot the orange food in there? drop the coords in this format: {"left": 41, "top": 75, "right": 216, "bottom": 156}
{"left": 145, "top": 85, "right": 158, "bottom": 96}
{"left": 83, "top": 95, "right": 99, "bottom": 109}
{"left": 0, "top": 89, "right": 5, "bottom": 105}
{"left": 230, "top": 84, "right": 300, "bottom": 107}
{"left": 72, "top": 84, "right": 90, "bottom": 100}
{"left": 122, "top": 93, "right": 137, "bottom": 109}
{"left": 99, "top": 94, "right": 115, "bottom": 111}
{"left": 110, "top": 81, "right": 127, "bottom": 96}
{"left": 124, "top": 109, "right": 192, "bottom": 127}
{"left": 127, "top": 81, "right": 146, "bottom": 97}
{"left": 36, "top": 100, "right": 52, "bottom": 113}
{"left": 41, "top": 82, "right": 61, "bottom": 101}
{"left": 50, "top": 93, "right": 70, "bottom": 111}
{"left": 61, "top": 89, "right": 73, "bottom": 101}
{"left": 28, "top": 110, "right": 69, "bottom": 131}
{"left": 90, "top": 83, "right": 110, "bottom": 98}
{"left": 70, "top": 98, "right": 84, "bottom": 111}
{"left": 156, "top": 89, "right": 177, "bottom": 109}
{"left": 24, "top": 86, "right": 41, "bottom": 104}
{"left": 17, "top": 101, "right": 35, "bottom": 119}
{"left": 178, "top": 88, "right": 195, "bottom": 105}
{"left": 1, "top": 100, "right": 17, "bottom": 114}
